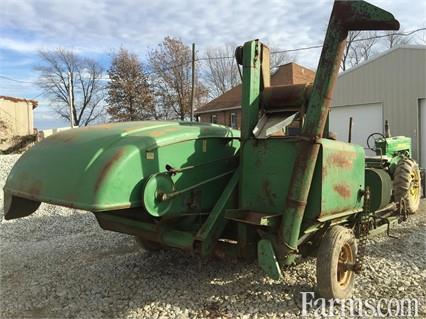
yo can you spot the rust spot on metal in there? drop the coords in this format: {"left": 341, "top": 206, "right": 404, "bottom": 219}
{"left": 332, "top": 1, "right": 399, "bottom": 31}
{"left": 149, "top": 126, "right": 178, "bottom": 137}
{"left": 322, "top": 165, "right": 328, "bottom": 178}
{"left": 64, "top": 191, "right": 77, "bottom": 204}
{"left": 328, "top": 151, "right": 356, "bottom": 169}
{"left": 262, "top": 180, "right": 276, "bottom": 207}
{"left": 48, "top": 129, "right": 80, "bottom": 143}
{"left": 334, "top": 184, "right": 351, "bottom": 198}
{"left": 287, "top": 197, "right": 307, "bottom": 209}
{"left": 94, "top": 149, "right": 125, "bottom": 192}
{"left": 246, "top": 212, "right": 264, "bottom": 224}
{"left": 28, "top": 180, "right": 43, "bottom": 197}
{"left": 262, "top": 83, "right": 313, "bottom": 110}
{"left": 96, "top": 123, "right": 119, "bottom": 130}
{"left": 15, "top": 172, "right": 43, "bottom": 197}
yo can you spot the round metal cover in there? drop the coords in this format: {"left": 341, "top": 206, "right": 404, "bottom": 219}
{"left": 143, "top": 174, "right": 174, "bottom": 217}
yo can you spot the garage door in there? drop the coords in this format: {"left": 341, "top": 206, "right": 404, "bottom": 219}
{"left": 329, "top": 103, "right": 383, "bottom": 155}
{"left": 420, "top": 98, "right": 426, "bottom": 168}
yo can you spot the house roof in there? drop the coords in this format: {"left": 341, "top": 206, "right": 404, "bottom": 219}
{"left": 0, "top": 96, "right": 38, "bottom": 109}
{"left": 195, "top": 62, "right": 315, "bottom": 114}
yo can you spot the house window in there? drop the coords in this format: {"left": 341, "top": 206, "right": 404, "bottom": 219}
{"left": 230, "top": 112, "right": 237, "bottom": 128}
{"left": 211, "top": 114, "right": 217, "bottom": 124}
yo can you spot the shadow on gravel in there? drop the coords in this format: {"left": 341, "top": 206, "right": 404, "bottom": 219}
{"left": 97, "top": 249, "right": 313, "bottom": 318}
{"left": 364, "top": 211, "right": 426, "bottom": 270}
{"left": 0, "top": 209, "right": 314, "bottom": 318}
{"left": 1, "top": 238, "right": 313, "bottom": 318}
{"left": 1, "top": 201, "right": 424, "bottom": 318}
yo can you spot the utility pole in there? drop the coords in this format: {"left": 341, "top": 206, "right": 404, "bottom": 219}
{"left": 68, "top": 72, "right": 74, "bottom": 128}
{"left": 190, "top": 43, "right": 195, "bottom": 122}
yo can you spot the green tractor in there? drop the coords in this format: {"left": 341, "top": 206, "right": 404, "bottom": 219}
{"left": 3, "top": 0, "right": 422, "bottom": 299}
{"left": 366, "top": 122, "right": 422, "bottom": 214}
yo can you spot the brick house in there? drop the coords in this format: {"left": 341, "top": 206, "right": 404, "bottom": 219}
{"left": 195, "top": 63, "right": 315, "bottom": 129}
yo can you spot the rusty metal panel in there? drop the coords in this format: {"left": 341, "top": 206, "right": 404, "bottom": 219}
{"left": 320, "top": 139, "right": 365, "bottom": 216}
{"left": 261, "top": 84, "right": 312, "bottom": 111}
{"left": 239, "top": 139, "right": 296, "bottom": 214}
{"left": 239, "top": 137, "right": 363, "bottom": 222}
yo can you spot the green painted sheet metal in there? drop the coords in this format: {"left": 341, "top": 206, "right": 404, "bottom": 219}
{"left": 239, "top": 40, "right": 262, "bottom": 213}
{"left": 279, "top": 0, "right": 399, "bottom": 265}
{"left": 95, "top": 212, "right": 194, "bottom": 250}
{"left": 375, "top": 136, "right": 411, "bottom": 157}
{"left": 224, "top": 209, "right": 281, "bottom": 227}
{"left": 240, "top": 40, "right": 261, "bottom": 141}
{"left": 4, "top": 121, "right": 239, "bottom": 214}
{"left": 239, "top": 137, "right": 364, "bottom": 226}
{"left": 365, "top": 168, "right": 392, "bottom": 211}
{"left": 258, "top": 239, "right": 282, "bottom": 280}
{"left": 319, "top": 139, "right": 365, "bottom": 215}
{"left": 240, "top": 138, "right": 299, "bottom": 214}
{"left": 195, "top": 167, "right": 240, "bottom": 256}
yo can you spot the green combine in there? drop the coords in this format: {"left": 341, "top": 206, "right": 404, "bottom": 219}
{"left": 3, "top": 0, "right": 422, "bottom": 299}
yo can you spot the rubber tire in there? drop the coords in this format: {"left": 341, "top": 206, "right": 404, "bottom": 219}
{"left": 393, "top": 158, "right": 421, "bottom": 214}
{"left": 316, "top": 226, "right": 357, "bottom": 300}
{"left": 135, "top": 237, "right": 163, "bottom": 251}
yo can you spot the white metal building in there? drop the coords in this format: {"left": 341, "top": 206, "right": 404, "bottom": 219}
{"left": 0, "top": 96, "right": 38, "bottom": 150}
{"left": 330, "top": 45, "right": 426, "bottom": 167}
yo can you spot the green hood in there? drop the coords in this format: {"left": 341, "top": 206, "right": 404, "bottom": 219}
{"left": 4, "top": 121, "right": 239, "bottom": 218}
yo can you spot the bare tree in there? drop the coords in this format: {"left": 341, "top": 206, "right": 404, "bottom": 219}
{"left": 382, "top": 30, "right": 412, "bottom": 49}
{"left": 341, "top": 31, "right": 361, "bottom": 71}
{"left": 35, "top": 49, "right": 105, "bottom": 126}
{"left": 349, "top": 32, "right": 378, "bottom": 66}
{"left": 204, "top": 45, "right": 240, "bottom": 98}
{"left": 107, "top": 48, "right": 154, "bottom": 122}
{"left": 341, "top": 31, "right": 378, "bottom": 70}
{"left": 149, "top": 37, "right": 207, "bottom": 120}
{"left": 270, "top": 49, "right": 293, "bottom": 69}
{"left": 420, "top": 26, "right": 426, "bottom": 44}
{"left": 204, "top": 45, "right": 293, "bottom": 98}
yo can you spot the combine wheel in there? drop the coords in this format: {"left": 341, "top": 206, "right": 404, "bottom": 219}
{"left": 393, "top": 158, "right": 421, "bottom": 214}
{"left": 316, "top": 226, "right": 357, "bottom": 299}
{"left": 135, "top": 237, "right": 163, "bottom": 251}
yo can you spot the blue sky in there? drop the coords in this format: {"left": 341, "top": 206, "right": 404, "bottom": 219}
{"left": 1, "top": 0, "right": 425, "bottom": 129}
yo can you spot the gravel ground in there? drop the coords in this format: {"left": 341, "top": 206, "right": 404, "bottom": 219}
{"left": 0, "top": 153, "right": 425, "bottom": 318}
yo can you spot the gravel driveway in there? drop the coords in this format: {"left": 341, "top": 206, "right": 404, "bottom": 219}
{"left": 1, "top": 154, "right": 425, "bottom": 318}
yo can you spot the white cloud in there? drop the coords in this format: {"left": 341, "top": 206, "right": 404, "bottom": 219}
{"left": 2, "top": 0, "right": 425, "bottom": 128}
{"left": 0, "top": 1, "right": 325, "bottom": 53}
{"left": 0, "top": 37, "right": 46, "bottom": 53}
{"left": 1, "top": 0, "right": 423, "bottom": 58}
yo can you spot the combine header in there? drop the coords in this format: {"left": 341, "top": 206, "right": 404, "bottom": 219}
{"left": 4, "top": 1, "right": 422, "bottom": 299}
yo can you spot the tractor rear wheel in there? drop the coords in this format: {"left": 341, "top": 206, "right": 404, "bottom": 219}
{"left": 393, "top": 158, "right": 421, "bottom": 214}
{"left": 316, "top": 226, "right": 357, "bottom": 299}
{"left": 135, "top": 237, "right": 163, "bottom": 251}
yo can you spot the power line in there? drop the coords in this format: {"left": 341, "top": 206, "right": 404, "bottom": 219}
{"left": 143, "top": 26, "right": 426, "bottom": 72}
{"left": 0, "top": 75, "right": 36, "bottom": 84}
{"left": 0, "top": 27, "right": 424, "bottom": 84}
{"left": 30, "top": 92, "right": 45, "bottom": 99}
{"left": 262, "top": 27, "right": 426, "bottom": 55}
{"left": 147, "top": 27, "right": 426, "bottom": 64}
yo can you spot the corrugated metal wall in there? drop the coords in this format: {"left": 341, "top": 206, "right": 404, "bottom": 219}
{"left": 333, "top": 46, "right": 426, "bottom": 161}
